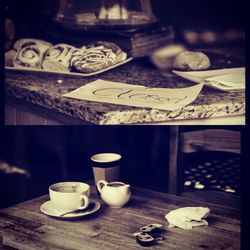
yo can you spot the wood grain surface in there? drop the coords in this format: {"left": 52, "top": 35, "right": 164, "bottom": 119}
{"left": 0, "top": 184, "right": 240, "bottom": 249}
{"left": 181, "top": 129, "right": 241, "bottom": 154}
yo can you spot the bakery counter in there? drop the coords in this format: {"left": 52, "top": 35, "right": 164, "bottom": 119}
{"left": 5, "top": 57, "right": 245, "bottom": 125}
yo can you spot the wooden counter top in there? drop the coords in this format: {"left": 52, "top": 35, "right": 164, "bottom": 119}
{"left": 0, "top": 184, "right": 241, "bottom": 249}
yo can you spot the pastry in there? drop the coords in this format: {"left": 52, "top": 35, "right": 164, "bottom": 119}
{"left": 13, "top": 38, "right": 52, "bottom": 51}
{"left": 42, "top": 44, "right": 76, "bottom": 72}
{"left": 71, "top": 41, "right": 127, "bottom": 73}
{"left": 172, "top": 51, "right": 211, "bottom": 71}
{"left": 13, "top": 39, "right": 52, "bottom": 69}
{"left": 87, "top": 41, "right": 127, "bottom": 63}
{"left": 5, "top": 49, "right": 17, "bottom": 66}
{"left": 150, "top": 44, "right": 186, "bottom": 70}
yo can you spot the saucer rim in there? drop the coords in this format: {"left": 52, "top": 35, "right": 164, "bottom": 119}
{"left": 40, "top": 199, "right": 101, "bottom": 218}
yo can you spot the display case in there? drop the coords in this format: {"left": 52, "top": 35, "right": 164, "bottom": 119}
{"left": 55, "top": 0, "right": 156, "bottom": 31}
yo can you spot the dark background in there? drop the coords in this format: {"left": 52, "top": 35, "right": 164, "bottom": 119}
{"left": 0, "top": 125, "right": 243, "bottom": 208}
{"left": 0, "top": 126, "right": 170, "bottom": 208}
{"left": 5, "top": 0, "right": 245, "bottom": 38}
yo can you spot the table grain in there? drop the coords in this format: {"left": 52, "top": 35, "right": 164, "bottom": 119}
{"left": 0, "top": 185, "right": 240, "bottom": 250}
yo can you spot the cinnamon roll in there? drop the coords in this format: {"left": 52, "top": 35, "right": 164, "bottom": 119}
{"left": 5, "top": 49, "right": 16, "bottom": 66}
{"left": 71, "top": 41, "right": 127, "bottom": 73}
{"left": 13, "top": 39, "right": 52, "bottom": 69}
{"left": 13, "top": 38, "right": 52, "bottom": 51}
{"left": 42, "top": 44, "right": 76, "bottom": 72}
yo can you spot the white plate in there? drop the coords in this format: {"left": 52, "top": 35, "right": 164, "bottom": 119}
{"left": 5, "top": 57, "right": 133, "bottom": 77}
{"left": 172, "top": 67, "right": 245, "bottom": 84}
{"left": 172, "top": 67, "right": 245, "bottom": 91}
{"left": 40, "top": 200, "right": 101, "bottom": 218}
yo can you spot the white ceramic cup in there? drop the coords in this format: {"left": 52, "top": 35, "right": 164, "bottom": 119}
{"left": 49, "top": 182, "right": 90, "bottom": 212}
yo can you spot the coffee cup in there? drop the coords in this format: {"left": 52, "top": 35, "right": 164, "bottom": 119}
{"left": 49, "top": 182, "right": 90, "bottom": 212}
{"left": 91, "top": 153, "right": 121, "bottom": 185}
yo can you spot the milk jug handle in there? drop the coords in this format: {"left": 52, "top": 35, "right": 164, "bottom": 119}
{"left": 97, "top": 180, "right": 108, "bottom": 194}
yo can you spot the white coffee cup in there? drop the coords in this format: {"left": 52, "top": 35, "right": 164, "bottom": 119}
{"left": 49, "top": 182, "right": 90, "bottom": 212}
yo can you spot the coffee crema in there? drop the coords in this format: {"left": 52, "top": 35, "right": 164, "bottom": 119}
{"left": 52, "top": 186, "right": 80, "bottom": 193}
{"left": 107, "top": 183, "right": 124, "bottom": 187}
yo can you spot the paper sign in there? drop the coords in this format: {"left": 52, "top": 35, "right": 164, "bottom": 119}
{"left": 63, "top": 79, "right": 204, "bottom": 111}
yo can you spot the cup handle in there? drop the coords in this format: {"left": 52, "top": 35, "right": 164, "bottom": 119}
{"left": 78, "top": 195, "right": 89, "bottom": 210}
{"left": 97, "top": 180, "right": 108, "bottom": 194}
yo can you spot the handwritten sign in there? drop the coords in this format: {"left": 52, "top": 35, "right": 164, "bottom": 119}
{"left": 63, "top": 79, "right": 204, "bottom": 111}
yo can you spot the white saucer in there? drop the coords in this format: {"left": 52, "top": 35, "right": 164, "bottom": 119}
{"left": 40, "top": 200, "right": 101, "bottom": 219}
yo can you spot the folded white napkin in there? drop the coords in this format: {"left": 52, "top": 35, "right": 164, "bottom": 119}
{"left": 165, "top": 207, "right": 210, "bottom": 230}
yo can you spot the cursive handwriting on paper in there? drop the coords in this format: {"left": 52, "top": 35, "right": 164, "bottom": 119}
{"left": 92, "top": 88, "right": 188, "bottom": 105}
{"left": 63, "top": 79, "right": 204, "bottom": 111}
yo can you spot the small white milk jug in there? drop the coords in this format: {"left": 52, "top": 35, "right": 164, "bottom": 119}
{"left": 97, "top": 180, "right": 131, "bottom": 208}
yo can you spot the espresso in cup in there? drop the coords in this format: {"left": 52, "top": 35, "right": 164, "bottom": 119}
{"left": 49, "top": 182, "right": 90, "bottom": 212}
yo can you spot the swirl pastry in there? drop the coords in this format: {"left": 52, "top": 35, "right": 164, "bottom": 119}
{"left": 5, "top": 49, "right": 16, "bottom": 66}
{"left": 13, "top": 38, "right": 52, "bottom": 51}
{"left": 71, "top": 41, "right": 127, "bottom": 73}
{"left": 42, "top": 44, "right": 76, "bottom": 72}
{"left": 13, "top": 39, "right": 52, "bottom": 69}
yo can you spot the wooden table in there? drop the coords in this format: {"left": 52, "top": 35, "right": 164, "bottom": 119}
{"left": 0, "top": 185, "right": 240, "bottom": 249}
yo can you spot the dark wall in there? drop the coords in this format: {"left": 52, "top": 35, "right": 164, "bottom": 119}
{"left": 5, "top": 0, "right": 245, "bottom": 39}
{"left": 152, "top": 0, "right": 245, "bottom": 28}
{"left": 0, "top": 125, "right": 244, "bottom": 208}
{"left": 0, "top": 126, "right": 170, "bottom": 207}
